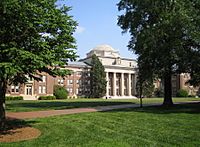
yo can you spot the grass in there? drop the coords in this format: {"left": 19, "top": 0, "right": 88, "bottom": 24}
{"left": 1, "top": 102, "right": 200, "bottom": 147}
{"left": 5, "top": 97, "right": 200, "bottom": 112}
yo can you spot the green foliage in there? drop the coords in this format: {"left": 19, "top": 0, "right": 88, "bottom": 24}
{"left": 0, "top": 0, "right": 78, "bottom": 83}
{"left": 38, "top": 96, "right": 56, "bottom": 100}
{"left": 136, "top": 78, "right": 155, "bottom": 98}
{"left": 118, "top": 0, "right": 200, "bottom": 105}
{"left": 176, "top": 89, "right": 188, "bottom": 97}
{"left": 53, "top": 85, "right": 68, "bottom": 99}
{"left": 0, "top": 0, "right": 77, "bottom": 126}
{"left": 90, "top": 55, "right": 107, "bottom": 98}
{"left": 5, "top": 96, "right": 23, "bottom": 101}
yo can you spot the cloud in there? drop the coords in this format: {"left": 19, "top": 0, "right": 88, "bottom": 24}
{"left": 75, "top": 26, "right": 85, "bottom": 34}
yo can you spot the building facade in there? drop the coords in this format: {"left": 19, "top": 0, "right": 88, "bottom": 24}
{"left": 80, "top": 45, "right": 138, "bottom": 99}
{"left": 6, "top": 44, "right": 199, "bottom": 100}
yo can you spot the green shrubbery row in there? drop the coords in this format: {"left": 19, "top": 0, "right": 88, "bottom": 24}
{"left": 5, "top": 96, "right": 23, "bottom": 100}
{"left": 38, "top": 96, "right": 56, "bottom": 100}
{"left": 176, "top": 89, "right": 188, "bottom": 97}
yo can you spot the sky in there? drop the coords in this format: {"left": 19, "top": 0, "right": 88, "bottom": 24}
{"left": 57, "top": 0, "right": 137, "bottom": 60}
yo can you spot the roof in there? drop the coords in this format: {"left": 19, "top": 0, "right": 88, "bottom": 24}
{"left": 91, "top": 44, "right": 116, "bottom": 52}
{"left": 67, "top": 61, "right": 90, "bottom": 67}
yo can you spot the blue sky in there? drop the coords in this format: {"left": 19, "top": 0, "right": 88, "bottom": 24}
{"left": 57, "top": 0, "right": 137, "bottom": 60}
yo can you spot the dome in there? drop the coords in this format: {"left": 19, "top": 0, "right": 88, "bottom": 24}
{"left": 92, "top": 44, "right": 115, "bottom": 52}
{"left": 86, "top": 44, "right": 120, "bottom": 58}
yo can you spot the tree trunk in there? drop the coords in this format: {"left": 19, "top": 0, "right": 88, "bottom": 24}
{"left": 163, "top": 73, "right": 173, "bottom": 106}
{"left": 0, "top": 80, "right": 7, "bottom": 130}
{"left": 139, "top": 85, "right": 143, "bottom": 108}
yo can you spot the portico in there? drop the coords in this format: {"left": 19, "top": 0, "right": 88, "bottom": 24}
{"left": 105, "top": 70, "right": 137, "bottom": 99}
{"left": 81, "top": 44, "right": 138, "bottom": 99}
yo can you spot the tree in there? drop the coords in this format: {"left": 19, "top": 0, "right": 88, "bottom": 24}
{"left": 118, "top": 0, "right": 200, "bottom": 106}
{"left": 90, "top": 55, "right": 107, "bottom": 98}
{"left": 0, "top": 0, "right": 77, "bottom": 129}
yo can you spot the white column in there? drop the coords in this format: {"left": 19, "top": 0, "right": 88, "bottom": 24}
{"left": 128, "top": 73, "right": 132, "bottom": 96}
{"left": 106, "top": 72, "right": 109, "bottom": 97}
{"left": 120, "top": 73, "right": 124, "bottom": 96}
{"left": 113, "top": 72, "right": 116, "bottom": 96}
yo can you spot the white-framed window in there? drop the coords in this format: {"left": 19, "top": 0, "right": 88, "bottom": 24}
{"left": 67, "top": 80, "right": 73, "bottom": 85}
{"left": 39, "top": 86, "right": 42, "bottom": 94}
{"left": 39, "top": 86, "right": 46, "bottom": 94}
{"left": 58, "top": 79, "right": 64, "bottom": 85}
{"left": 43, "top": 86, "right": 46, "bottom": 94}
{"left": 76, "top": 89, "right": 79, "bottom": 94}
{"left": 11, "top": 85, "right": 20, "bottom": 93}
{"left": 15, "top": 86, "right": 19, "bottom": 93}
{"left": 69, "top": 88, "right": 73, "bottom": 93}
{"left": 11, "top": 85, "right": 15, "bottom": 93}
{"left": 76, "top": 80, "right": 79, "bottom": 84}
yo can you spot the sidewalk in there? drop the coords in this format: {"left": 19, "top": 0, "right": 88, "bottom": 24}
{"left": 6, "top": 104, "right": 141, "bottom": 119}
{"left": 6, "top": 101, "right": 199, "bottom": 120}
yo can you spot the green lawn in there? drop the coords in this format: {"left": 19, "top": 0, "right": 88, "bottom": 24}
{"left": 5, "top": 97, "right": 200, "bottom": 112}
{"left": 1, "top": 102, "right": 200, "bottom": 147}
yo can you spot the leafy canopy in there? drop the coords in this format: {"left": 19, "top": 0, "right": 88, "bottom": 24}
{"left": 0, "top": 0, "right": 78, "bottom": 84}
{"left": 118, "top": 0, "right": 200, "bottom": 78}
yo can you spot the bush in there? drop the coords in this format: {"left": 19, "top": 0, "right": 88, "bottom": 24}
{"left": 176, "top": 89, "right": 188, "bottom": 97}
{"left": 5, "top": 96, "right": 23, "bottom": 100}
{"left": 38, "top": 96, "right": 56, "bottom": 100}
{"left": 53, "top": 85, "right": 68, "bottom": 99}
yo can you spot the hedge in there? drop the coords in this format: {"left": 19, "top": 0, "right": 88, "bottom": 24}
{"left": 38, "top": 96, "right": 56, "bottom": 100}
{"left": 176, "top": 89, "right": 188, "bottom": 97}
{"left": 5, "top": 96, "right": 23, "bottom": 100}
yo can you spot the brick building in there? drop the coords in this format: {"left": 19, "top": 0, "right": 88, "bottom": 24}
{"left": 6, "top": 62, "right": 91, "bottom": 100}
{"left": 6, "top": 45, "right": 199, "bottom": 100}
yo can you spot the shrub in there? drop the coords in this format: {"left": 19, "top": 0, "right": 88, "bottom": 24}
{"left": 5, "top": 96, "right": 23, "bottom": 100}
{"left": 176, "top": 89, "right": 188, "bottom": 97}
{"left": 38, "top": 96, "right": 56, "bottom": 100}
{"left": 53, "top": 85, "right": 68, "bottom": 99}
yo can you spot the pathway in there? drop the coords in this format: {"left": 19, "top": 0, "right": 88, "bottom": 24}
{"left": 6, "top": 104, "right": 142, "bottom": 119}
{"left": 6, "top": 101, "right": 199, "bottom": 120}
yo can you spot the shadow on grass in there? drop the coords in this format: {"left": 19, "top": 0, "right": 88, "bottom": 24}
{"left": 0, "top": 118, "right": 38, "bottom": 135}
{"left": 107, "top": 102, "right": 200, "bottom": 114}
{"left": 6, "top": 101, "right": 134, "bottom": 111}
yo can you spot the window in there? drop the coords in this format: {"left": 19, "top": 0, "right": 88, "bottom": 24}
{"left": 76, "top": 89, "right": 79, "bottom": 94}
{"left": 67, "top": 88, "right": 73, "bottom": 93}
{"left": 15, "top": 86, "right": 19, "bottom": 93}
{"left": 78, "top": 88, "right": 82, "bottom": 94}
{"left": 67, "top": 80, "right": 73, "bottom": 85}
{"left": 11, "top": 86, "right": 15, "bottom": 93}
{"left": 58, "top": 79, "right": 64, "bottom": 85}
{"left": 39, "top": 86, "right": 46, "bottom": 94}
{"left": 39, "top": 86, "right": 42, "bottom": 94}
{"left": 11, "top": 85, "right": 19, "bottom": 93}
{"left": 69, "top": 88, "right": 73, "bottom": 93}
{"left": 76, "top": 80, "right": 79, "bottom": 84}
{"left": 43, "top": 86, "right": 46, "bottom": 94}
